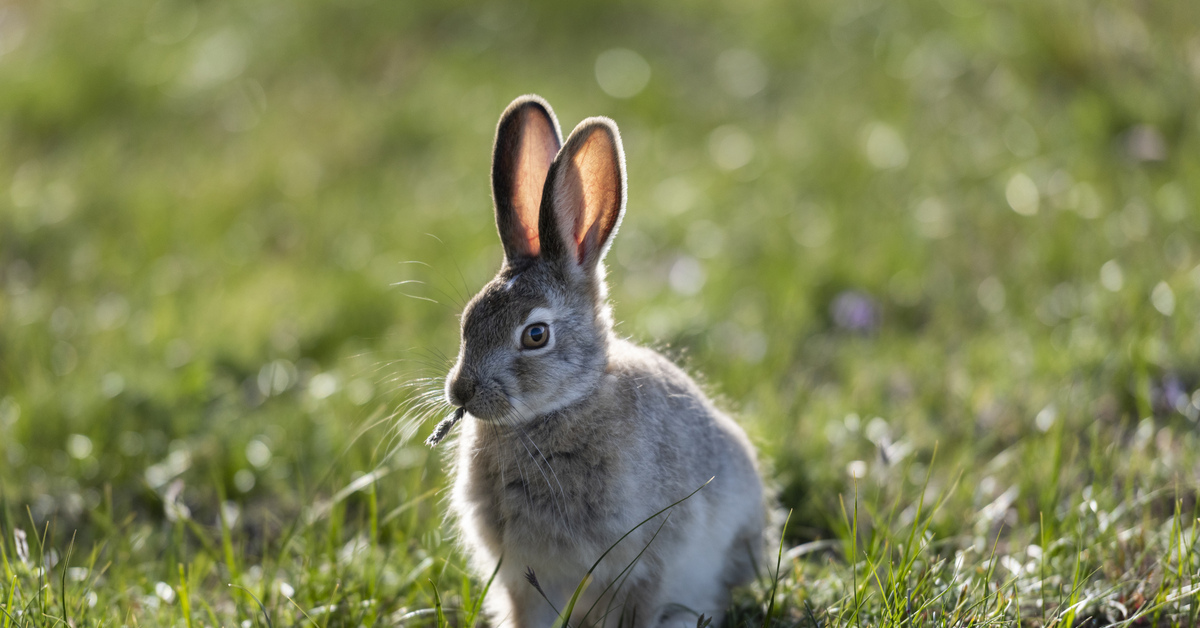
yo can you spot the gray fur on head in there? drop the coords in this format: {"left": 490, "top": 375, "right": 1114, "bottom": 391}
{"left": 443, "top": 94, "right": 766, "bottom": 628}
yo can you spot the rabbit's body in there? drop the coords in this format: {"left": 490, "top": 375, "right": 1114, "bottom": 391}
{"left": 443, "top": 95, "right": 764, "bottom": 628}
{"left": 452, "top": 337, "right": 762, "bottom": 626}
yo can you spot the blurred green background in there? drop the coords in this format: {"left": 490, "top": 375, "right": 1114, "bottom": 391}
{"left": 1, "top": 0, "right": 1199, "bottom": 623}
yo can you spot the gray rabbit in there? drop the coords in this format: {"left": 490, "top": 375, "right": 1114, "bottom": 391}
{"left": 443, "top": 95, "right": 764, "bottom": 628}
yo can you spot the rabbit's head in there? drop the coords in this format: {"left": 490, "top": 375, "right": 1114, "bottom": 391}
{"left": 445, "top": 95, "right": 627, "bottom": 426}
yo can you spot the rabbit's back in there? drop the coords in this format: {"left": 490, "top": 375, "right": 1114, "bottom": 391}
{"left": 608, "top": 338, "right": 762, "bottom": 514}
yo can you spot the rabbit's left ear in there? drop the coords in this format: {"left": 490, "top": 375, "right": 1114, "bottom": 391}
{"left": 540, "top": 117, "right": 627, "bottom": 273}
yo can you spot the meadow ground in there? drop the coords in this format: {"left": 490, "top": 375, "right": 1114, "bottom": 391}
{"left": 1, "top": 0, "right": 1199, "bottom": 625}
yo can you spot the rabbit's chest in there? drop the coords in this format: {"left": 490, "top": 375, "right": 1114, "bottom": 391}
{"left": 469, "top": 435, "right": 629, "bottom": 548}
{"left": 498, "top": 445, "right": 612, "bottom": 517}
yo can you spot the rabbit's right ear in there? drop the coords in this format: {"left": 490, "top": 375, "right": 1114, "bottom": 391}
{"left": 491, "top": 95, "right": 563, "bottom": 262}
{"left": 539, "top": 117, "right": 626, "bottom": 276}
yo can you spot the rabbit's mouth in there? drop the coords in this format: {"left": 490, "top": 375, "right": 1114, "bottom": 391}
{"left": 485, "top": 397, "right": 550, "bottom": 427}
{"left": 448, "top": 366, "right": 549, "bottom": 425}
{"left": 459, "top": 384, "right": 531, "bottom": 425}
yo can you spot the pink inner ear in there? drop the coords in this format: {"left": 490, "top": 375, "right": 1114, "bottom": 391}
{"left": 511, "top": 109, "right": 560, "bottom": 257}
{"left": 522, "top": 225, "right": 539, "bottom": 253}
{"left": 569, "top": 130, "right": 620, "bottom": 265}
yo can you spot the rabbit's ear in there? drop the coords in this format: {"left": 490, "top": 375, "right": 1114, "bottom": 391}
{"left": 492, "top": 95, "right": 563, "bottom": 261}
{"left": 540, "top": 117, "right": 626, "bottom": 273}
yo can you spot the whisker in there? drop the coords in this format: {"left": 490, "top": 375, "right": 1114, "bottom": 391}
{"left": 430, "top": 232, "right": 474, "bottom": 308}
{"left": 397, "top": 291, "right": 442, "bottom": 305}
{"left": 399, "top": 251, "right": 470, "bottom": 310}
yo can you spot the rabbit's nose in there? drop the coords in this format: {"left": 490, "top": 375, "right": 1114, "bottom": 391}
{"left": 449, "top": 374, "right": 476, "bottom": 407}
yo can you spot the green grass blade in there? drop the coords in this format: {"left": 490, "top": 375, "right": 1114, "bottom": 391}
{"left": 761, "top": 509, "right": 792, "bottom": 628}
{"left": 466, "top": 556, "right": 502, "bottom": 628}
{"left": 556, "top": 478, "right": 713, "bottom": 628}
{"left": 229, "top": 584, "right": 274, "bottom": 628}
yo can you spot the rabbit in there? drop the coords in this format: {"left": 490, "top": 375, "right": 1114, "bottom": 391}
{"left": 441, "top": 94, "right": 765, "bottom": 628}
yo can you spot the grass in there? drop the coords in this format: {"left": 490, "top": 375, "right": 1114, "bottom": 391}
{"left": 1, "top": 0, "right": 1199, "bottom": 625}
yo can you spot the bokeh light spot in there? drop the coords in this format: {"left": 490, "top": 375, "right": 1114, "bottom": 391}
{"left": 1151, "top": 282, "right": 1175, "bottom": 316}
{"left": 708, "top": 125, "right": 754, "bottom": 171}
{"left": 864, "top": 123, "right": 909, "bottom": 170}
{"left": 595, "top": 48, "right": 650, "bottom": 99}
{"left": 181, "top": 29, "right": 247, "bottom": 91}
{"left": 1005, "top": 173, "right": 1039, "bottom": 216}
{"left": 0, "top": 7, "right": 28, "bottom": 57}
{"left": 715, "top": 49, "right": 768, "bottom": 99}
{"left": 1099, "top": 260, "right": 1124, "bottom": 292}
{"left": 67, "top": 434, "right": 93, "bottom": 460}
{"left": 668, "top": 256, "right": 706, "bottom": 296}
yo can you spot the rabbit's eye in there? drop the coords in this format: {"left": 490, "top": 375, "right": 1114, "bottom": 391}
{"left": 521, "top": 323, "right": 550, "bottom": 349}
